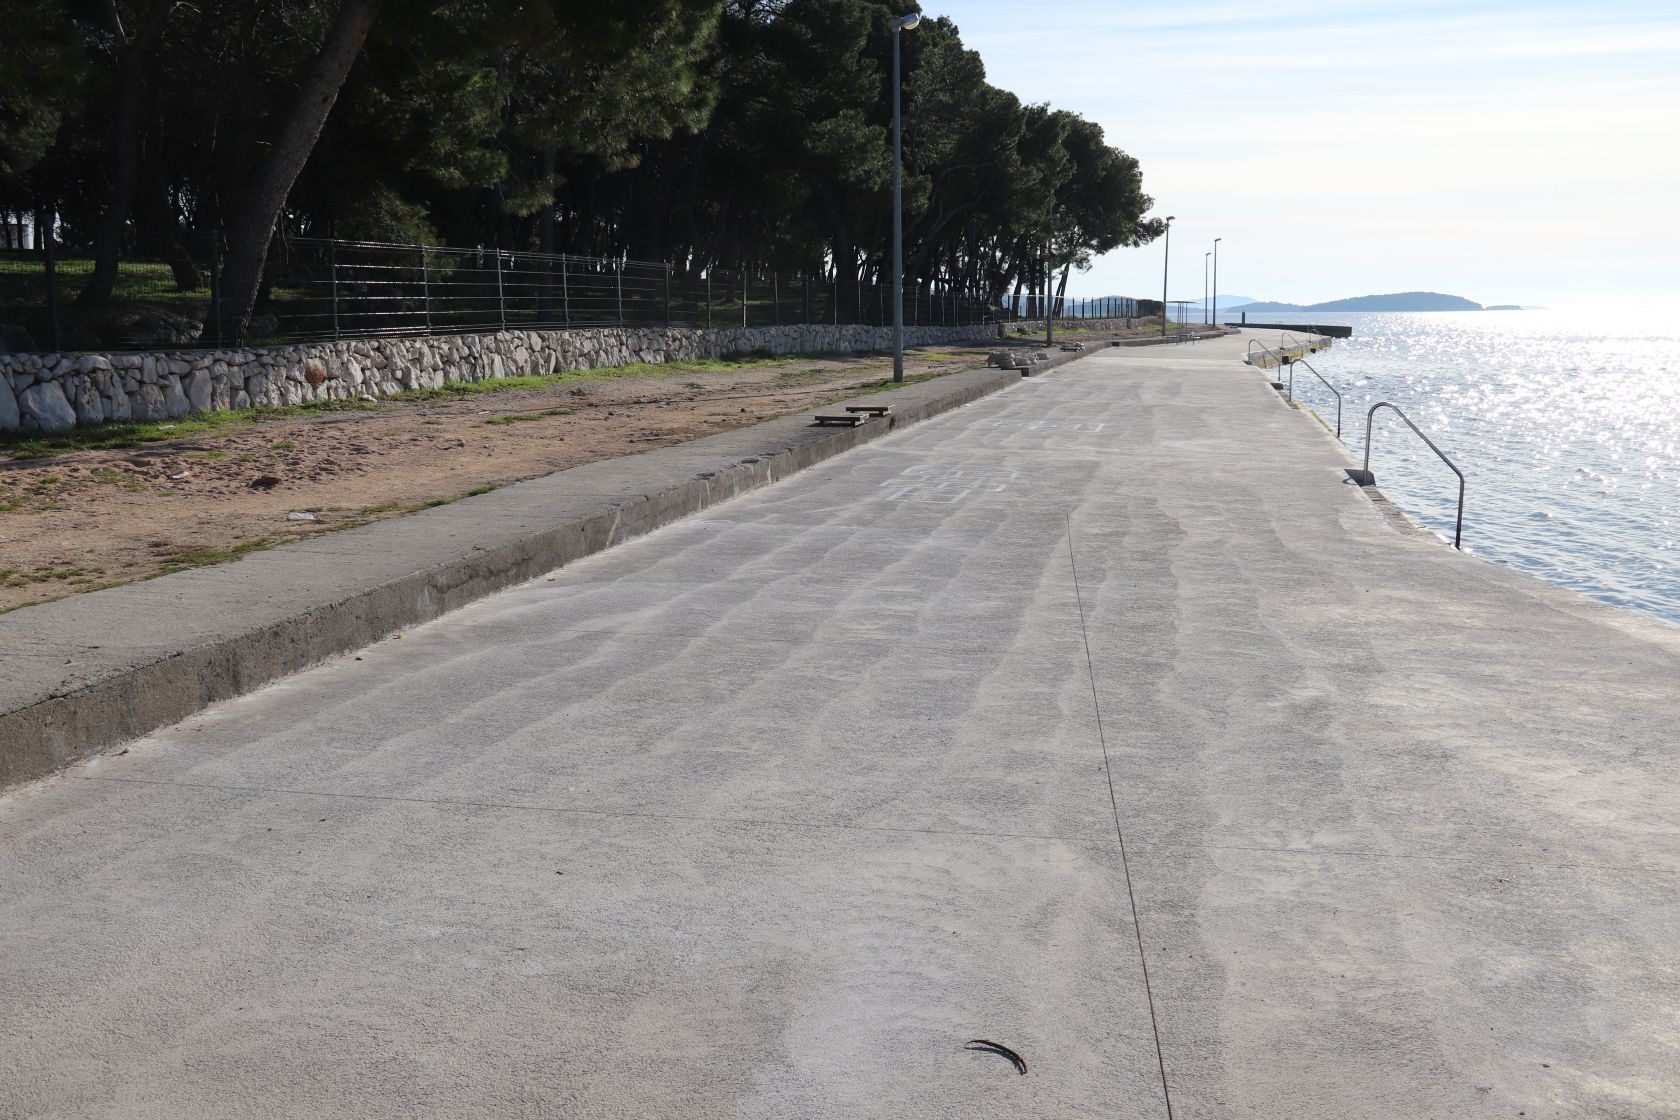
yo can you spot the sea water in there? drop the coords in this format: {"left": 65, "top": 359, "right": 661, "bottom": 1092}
{"left": 1274, "top": 310, "right": 1680, "bottom": 626}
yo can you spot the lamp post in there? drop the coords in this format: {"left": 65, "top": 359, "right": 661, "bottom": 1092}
{"left": 890, "top": 10, "right": 922, "bottom": 382}
{"left": 1204, "top": 251, "right": 1211, "bottom": 325}
{"left": 1160, "top": 215, "right": 1175, "bottom": 337}
{"left": 1044, "top": 241, "right": 1054, "bottom": 346}
{"left": 1212, "top": 237, "right": 1222, "bottom": 330}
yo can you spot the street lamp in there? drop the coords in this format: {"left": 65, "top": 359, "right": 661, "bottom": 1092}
{"left": 1160, "top": 215, "right": 1175, "bottom": 337}
{"left": 1212, "top": 237, "right": 1222, "bottom": 330}
{"left": 1044, "top": 240, "right": 1054, "bottom": 346}
{"left": 890, "top": 10, "right": 922, "bottom": 382}
{"left": 1204, "top": 251, "right": 1211, "bottom": 325}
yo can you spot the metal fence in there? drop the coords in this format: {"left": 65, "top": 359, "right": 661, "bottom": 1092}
{"left": 1, "top": 230, "right": 1143, "bottom": 353}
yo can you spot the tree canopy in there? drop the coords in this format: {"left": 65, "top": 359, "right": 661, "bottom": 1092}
{"left": 2, "top": 0, "right": 1162, "bottom": 326}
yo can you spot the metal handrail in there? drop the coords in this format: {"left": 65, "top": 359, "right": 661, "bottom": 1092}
{"left": 1281, "top": 330, "right": 1333, "bottom": 356}
{"left": 1363, "top": 401, "right": 1466, "bottom": 549}
{"left": 1285, "top": 358, "right": 1341, "bottom": 438}
{"left": 1247, "top": 338, "right": 1285, "bottom": 367}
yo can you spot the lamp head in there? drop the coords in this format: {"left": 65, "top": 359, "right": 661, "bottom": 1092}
{"left": 891, "top": 12, "right": 922, "bottom": 31}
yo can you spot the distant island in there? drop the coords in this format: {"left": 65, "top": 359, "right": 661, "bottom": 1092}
{"left": 1233, "top": 292, "right": 1486, "bottom": 313}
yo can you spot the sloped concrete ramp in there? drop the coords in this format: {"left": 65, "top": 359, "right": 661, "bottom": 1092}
{"left": 2, "top": 336, "right": 1676, "bottom": 1118}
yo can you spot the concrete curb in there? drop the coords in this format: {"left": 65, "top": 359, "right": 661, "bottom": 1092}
{"left": 988, "top": 330, "right": 1232, "bottom": 379}
{"left": 0, "top": 365, "right": 1040, "bottom": 790}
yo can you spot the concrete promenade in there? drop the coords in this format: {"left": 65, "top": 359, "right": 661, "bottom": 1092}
{"left": 3, "top": 335, "right": 1677, "bottom": 1117}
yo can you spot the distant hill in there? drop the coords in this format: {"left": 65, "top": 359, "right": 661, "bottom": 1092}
{"left": 1194, "top": 296, "right": 1256, "bottom": 312}
{"left": 1072, "top": 295, "right": 1257, "bottom": 311}
{"left": 1007, "top": 294, "right": 1260, "bottom": 314}
{"left": 1234, "top": 291, "right": 1483, "bottom": 313}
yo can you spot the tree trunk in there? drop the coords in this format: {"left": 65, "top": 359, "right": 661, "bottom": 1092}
{"left": 78, "top": 0, "right": 177, "bottom": 307}
{"left": 539, "top": 146, "right": 558, "bottom": 313}
{"left": 220, "top": 0, "right": 380, "bottom": 342}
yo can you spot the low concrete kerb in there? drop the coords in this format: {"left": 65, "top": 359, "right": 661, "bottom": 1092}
{"left": 0, "top": 361, "right": 1057, "bottom": 790}
{"left": 1001, "top": 331, "right": 1222, "bottom": 377}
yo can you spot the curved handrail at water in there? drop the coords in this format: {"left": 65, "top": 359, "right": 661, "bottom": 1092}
{"left": 1247, "top": 339, "right": 1285, "bottom": 368}
{"left": 1286, "top": 358, "right": 1342, "bottom": 438}
{"left": 1363, "top": 401, "right": 1466, "bottom": 549}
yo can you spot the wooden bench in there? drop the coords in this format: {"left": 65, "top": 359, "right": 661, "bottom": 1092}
{"left": 813, "top": 413, "right": 866, "bottom": 427}
{"left": 844, "top": 404, "right": 892, "bottom": 417}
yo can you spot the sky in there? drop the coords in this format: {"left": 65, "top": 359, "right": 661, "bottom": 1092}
{"left": 933, "top": 0, "right": 1680, "bottom": 312}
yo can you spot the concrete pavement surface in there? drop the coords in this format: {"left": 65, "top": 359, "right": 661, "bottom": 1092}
{"left": 1, "top": 364, "right": 1044, "bottom": 789}
{"left": 3, "top": 334, "right": 1677, "bottom": 1117}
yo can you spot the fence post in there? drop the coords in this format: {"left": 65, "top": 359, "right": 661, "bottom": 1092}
{"left": 39, "top": 207, "right": 62, "bottom": 352}
{"left": 773, "top": 271, "right": 779, "bottom": 327}
{"left": 327, "top": 240, "right": 338, "bottom": 341}
{"left": 615, "top": 260, "right": 623, "bottom": 324}
{"left": 495, "top": 249, "right": 505, "bottom": 328}
{"left": 205, "top": 228, "right": 223, "bottom": 345}
{"left": 741, "top": 271, "right": 747, "bottom": 329}
{"left": 664, "top": 265, "right": 672, "bottom": 326}
{"left": 561, "top": 256, "right": 570, "bottom": 326}
{"left": 421, "top": 246, "right": 432, "bottom": 333}
{"left": 833, "top": 275, "right": 838, "bottom": 325}
{"left": 706, "top": 272, "right": 712, "bottom": 330}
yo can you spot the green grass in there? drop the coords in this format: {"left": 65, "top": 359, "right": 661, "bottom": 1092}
{"left": 0, "top": 395, "right": 395, "bottom": 463}
{"left": 14, "top": 563, "right": 103, "bottom": 584}
{"left": 480, "top": 406, "right": 572, "bottom": 425}
{"left": 0, "top": 411, "right": 254, "bottom": 460}
{"left": 912, "top": 349, "right": 983, "bottom": 361}
{"left": 844, "top": 369, "right": 954, "bottom": 397}
{"left": 464, "top": 485, "right": 498, "bottom": 497}
{"left": 0, "top": 254, "right": 210, "bottom": 319}
{"left": 255, "top": 398, "right": 386, "bottom": 416}
{"left": 154, "top": 536, "right": 283, "bottom": 573}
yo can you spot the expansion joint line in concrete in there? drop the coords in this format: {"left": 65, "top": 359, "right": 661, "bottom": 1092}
{"left": 1066, "top": 514, "right": 1176, "bottom": 1120}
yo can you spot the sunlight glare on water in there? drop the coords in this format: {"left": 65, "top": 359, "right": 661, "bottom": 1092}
{"left": 1283, "top": 311, "right": 1680, "bottom": 624}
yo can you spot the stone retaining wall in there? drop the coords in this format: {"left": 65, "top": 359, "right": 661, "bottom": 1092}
{"left": 0, "top": 319, "right": 1136, "bottom": 432}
